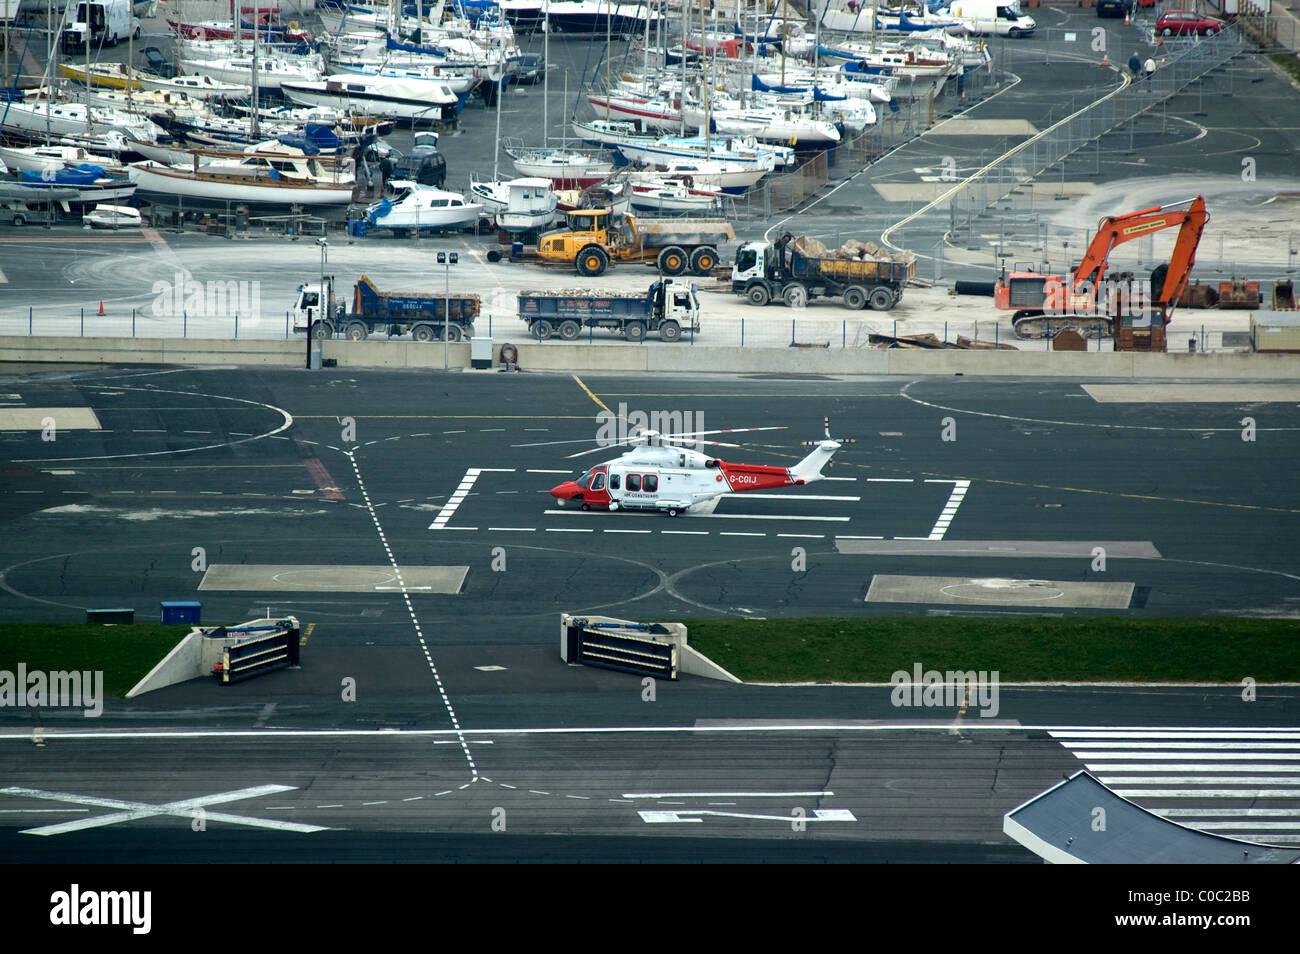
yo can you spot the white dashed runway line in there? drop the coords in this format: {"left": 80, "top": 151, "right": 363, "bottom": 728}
{"left": 429, "top": 466, "right": 969, "bottom": 539}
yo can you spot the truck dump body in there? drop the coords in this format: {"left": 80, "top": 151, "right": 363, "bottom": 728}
{"left": 790, "top": 237, "right": 917, "bottom": 283}
{"left": 519, "top": 289, "right": 653, "bottom": 320}
{"left": 353, "top": 275, "right": 480, "bottom": 321}
{"left": 626, "top": 217, "right": 734, "bottom": 249}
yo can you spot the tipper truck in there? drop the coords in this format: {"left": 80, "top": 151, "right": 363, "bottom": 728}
{"left": 293, "top": 275, "right": 480, "bottom": 341}
{"left": 518, "top": 279, "right": 700, "bottom": 342}
{"left": 536, "top": 209, "right": 735, "bottom": 277}
{"left": 732, "top": 234, "right": 916, "bottom": 310}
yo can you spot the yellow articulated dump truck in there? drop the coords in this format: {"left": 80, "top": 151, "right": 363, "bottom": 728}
{"left": 537, "top": 209, "right": 735, "bottom": 277}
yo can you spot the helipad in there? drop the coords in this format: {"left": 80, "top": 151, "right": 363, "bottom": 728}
{"left": 864, "top": 575, "right": 1135, "bottom": 609}
{"left": 198, "top": 564, "right": 469, "bottom": 594}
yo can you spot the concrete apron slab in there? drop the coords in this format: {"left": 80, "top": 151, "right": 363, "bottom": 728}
{"left": 864, "top": 575, "right": 1135, "bottom": 609}
{"left": 0, "top": 407, "right": 102, "bottom": 429}
{"left": 837, "top": 540, "right": 1161, "bottom": 558}
{"left": 1083, "top": 383, "right": 1300, "bottom": 403}
{"left": 198, "top": 564, "right": 469, "bottom": 594}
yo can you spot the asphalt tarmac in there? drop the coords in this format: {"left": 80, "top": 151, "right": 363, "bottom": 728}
{"left": 0, "top": 366, "right": 1297, "bottom": 861}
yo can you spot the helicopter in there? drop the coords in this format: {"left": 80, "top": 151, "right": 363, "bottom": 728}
{"left": 548, "top": 418, "right": 854, "bottom": 517}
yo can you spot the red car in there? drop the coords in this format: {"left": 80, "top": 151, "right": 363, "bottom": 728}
{"left": 1156, "top": 10, "right": 1222, "bottom": 35}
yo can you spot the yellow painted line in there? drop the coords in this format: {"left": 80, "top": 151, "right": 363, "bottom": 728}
{"left": 571, "top": 375, "right": 612, "bottom": 415}
{"left": 301, "top": 621, "right": 315, "bottom": 647}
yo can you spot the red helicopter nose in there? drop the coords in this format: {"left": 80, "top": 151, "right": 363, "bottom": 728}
{"left": 550, "top": 481, "right": 580, "bottom": 500}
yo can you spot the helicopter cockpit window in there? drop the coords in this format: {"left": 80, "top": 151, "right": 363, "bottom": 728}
{"left": 626, "top": 474, "right": 642, "bottom": 492}
{"left": 590, "top": 472, "right": 606, "bottom": 492}
{"left": 609, "top": 473, "right": 621, "bottom": 490}
{"left": 577, "top": 470, "right": 593, "bottom": 490}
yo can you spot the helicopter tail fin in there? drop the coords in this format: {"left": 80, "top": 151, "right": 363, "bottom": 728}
{"left": 790, "top": 439, "right": 841, "bottom": 484}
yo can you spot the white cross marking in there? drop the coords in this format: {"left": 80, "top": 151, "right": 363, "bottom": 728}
{"left": 0, "top": 784, "right": 328, "bottom": 836}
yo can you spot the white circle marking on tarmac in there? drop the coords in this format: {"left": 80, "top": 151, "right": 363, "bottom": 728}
{"left": 15, "top": 382, "right": 294, "bottom": 463}
{"left": 899, "top": 380, "right": 1300, "bottom": 432}
{"left": 938, "top": 579, "right": 1066, "bottom": 603}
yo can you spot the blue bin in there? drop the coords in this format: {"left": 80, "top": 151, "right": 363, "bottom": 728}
{"left": 160, "top": 601, "right": 202, "bottom": 625}
{"left": 511, "top": 241, "right": 524, "bottom": 258}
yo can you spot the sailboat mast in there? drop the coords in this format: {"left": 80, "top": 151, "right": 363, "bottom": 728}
{"left": 492, "top": 64, "right": 501, "bottom": 179}
{"left": 604, "top": 1, "right": 610, "bottom": 123}
{"left": 677, "top": 0, "right": 685, "bottom": 136}
{"left": 250, "top": 20, "right": 260, "bottom": 139}
{"left": 127, "top": 8, "right": 133, "bottom": 108}
{"left": 542, "top": 3, "right": 548, "bottom": 145}
{"left": 700, "top": 0, "right": 708, "bottom": 159}
{"left": 84, "top": 12, "right": 91, "bottom": 135}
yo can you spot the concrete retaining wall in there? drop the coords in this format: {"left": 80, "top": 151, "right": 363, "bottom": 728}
{"left": 6, "top": 335, "right": 1300, "bottom": 377}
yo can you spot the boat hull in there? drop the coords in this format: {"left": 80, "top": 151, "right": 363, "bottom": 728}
{"left": 127, "top": 162, "right": 354, "bottom": 206}
{"left": 280, "top": 83, "right": 455, "bottom": 123}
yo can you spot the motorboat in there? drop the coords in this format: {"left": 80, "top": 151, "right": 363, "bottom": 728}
{"left": 16, "top": 165, "right": 138, "bottom": 206}
{"left": 469, "top": 176, "right": 558, "bottom": 232}
{"left": 365, "top": 182, "right": 483, "bottom": 232}
{"left": 83, "top": 204, "right": 142, "bottom": 229}
{"left": 0, "top": 144, "right": 128, "bottom": 177}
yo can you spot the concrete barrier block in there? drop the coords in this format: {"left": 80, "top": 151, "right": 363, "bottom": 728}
{"left": 886, "top": 350, "right": 1137, "bottom": 376}
{"left": 509, "top": 344, "right": 650, "bottom": 372}
{"left": 125, "top": 627, "right": 206, "bottom": 697}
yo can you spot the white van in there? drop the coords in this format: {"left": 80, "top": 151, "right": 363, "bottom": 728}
{"left": 62, "top": 0, "right": 141, "bottom": 52}
{"left": 948, "top": 0, "right": 1036, "bottom": 37}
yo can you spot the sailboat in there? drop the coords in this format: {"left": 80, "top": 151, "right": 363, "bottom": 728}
{"left": 500, "top": 8, "right": 612, "bottom": 189}
{"left": 281, "top": 74, "right": 460, "bottom": 123}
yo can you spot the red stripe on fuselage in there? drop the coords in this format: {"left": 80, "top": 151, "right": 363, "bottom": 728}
{"left": 718, "top": 462, "right": 794, "bottom": 492}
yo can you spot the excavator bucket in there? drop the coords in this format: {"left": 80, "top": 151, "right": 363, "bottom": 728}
{"left": 1274, "top": 280, "right": 1296, "bottom": 311}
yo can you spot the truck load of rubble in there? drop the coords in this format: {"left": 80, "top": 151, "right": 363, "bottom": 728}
{"left": 793, "top": 236, "right": 917, "bottom": 267}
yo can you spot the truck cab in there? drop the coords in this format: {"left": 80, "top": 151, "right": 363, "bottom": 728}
{"left": 656, "top": 279, "right": 702, "bottom": 332}
{"left": 732, "top": 240, "right": 782, "bottom": 288}
{"left": 292, "top": 278, "right": 338, "bottom": 336}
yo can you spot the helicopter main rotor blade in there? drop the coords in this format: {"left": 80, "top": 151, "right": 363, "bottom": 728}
{"left": 661, "top": 425, "right": 787, "bottom": 439}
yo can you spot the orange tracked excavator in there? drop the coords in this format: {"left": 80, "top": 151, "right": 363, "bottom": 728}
{"left": 994, "top": 195, "right": 1209, "bottom": 351}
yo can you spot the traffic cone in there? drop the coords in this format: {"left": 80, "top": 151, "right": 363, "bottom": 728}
{"left": 1101, "top": 53, "right": 1109, "bottom": 67}
{"left": 97, "top": 300, "right": 105, "bottom": 316}
{"left": 1124, "top": 11, "right": 1130, "bottom": 25}
{"left": 1156, "top": 35, "right": 1164, "bottom": 46}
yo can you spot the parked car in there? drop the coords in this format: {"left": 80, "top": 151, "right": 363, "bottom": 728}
{"left": 1155, "top": 10, "right": 1222, "bottom": 35}
{"left": 1096, "top": 0, "right": 1133, "bottom": 18}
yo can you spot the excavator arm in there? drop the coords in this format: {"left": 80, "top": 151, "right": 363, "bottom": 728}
{"left": 1071, "top": 196, "right": 1209, "bottom": 318}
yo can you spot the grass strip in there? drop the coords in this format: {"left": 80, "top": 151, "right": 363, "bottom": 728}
{"left": 0, "top": 623, "right": 200, "bottom": 697}
{"left": 685, "top": 616, "right": 1300, "bottom": 684}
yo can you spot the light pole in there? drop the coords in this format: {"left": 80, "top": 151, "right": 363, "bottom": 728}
{"left": 438, "top": 250, "right": 458, "bottom": 369}
{"left": 311, "top": 236, "right": 328, "bottom": 369}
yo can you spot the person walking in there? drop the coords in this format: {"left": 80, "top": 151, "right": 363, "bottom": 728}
{"left": 1144, "top": 56, "right": 1157, "bottom": 80}
{"left": 1128, "top": 51, "right": 1142, "bottom": 78}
